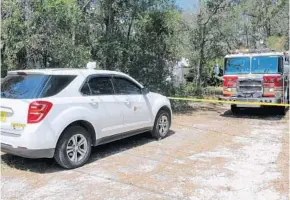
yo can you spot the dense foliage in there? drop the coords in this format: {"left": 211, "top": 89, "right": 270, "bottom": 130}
{"left": 1, "top": 0, "right": 289, "bottom": 94}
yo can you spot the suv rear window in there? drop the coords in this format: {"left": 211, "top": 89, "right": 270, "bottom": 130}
{"left": 1, "top": 74, "right": 76, "bottom": 99}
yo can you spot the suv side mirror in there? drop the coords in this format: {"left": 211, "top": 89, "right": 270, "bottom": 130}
{"left": 141, "top": 87, "right": 149, "bottom": 94}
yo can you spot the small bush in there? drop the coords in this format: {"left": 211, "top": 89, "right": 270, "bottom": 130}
{"left": 167, "top": 84, "right": 222, "bottom": 113}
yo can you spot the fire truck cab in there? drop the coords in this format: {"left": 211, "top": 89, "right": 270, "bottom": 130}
{"left": 217, "top": 49, "right": 289, "bottom": 115}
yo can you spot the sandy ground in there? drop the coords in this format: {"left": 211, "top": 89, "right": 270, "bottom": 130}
{"left": 1, "top": 103, "right": 289, "bottom": 200}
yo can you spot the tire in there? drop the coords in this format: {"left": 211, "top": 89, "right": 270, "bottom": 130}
{"left": 287, "top": 88, "right": 289, "bottom": 104}
{"left": 54, "top": 126, "right": 92, "bottom": 169}
{"left": 231, "top": 104, "right": 239, "bottom": 114}
{"left": 277, "top": 106, "right": 287, "bottom": 116}
{"left": 151, "top": 109, "right": 171, "bottom": 140}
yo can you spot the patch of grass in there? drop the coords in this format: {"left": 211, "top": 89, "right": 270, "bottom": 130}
{"left": 169, "top": 85, "right": 223, "bottom": 113}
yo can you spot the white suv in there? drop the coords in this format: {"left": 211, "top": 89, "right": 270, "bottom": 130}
{"left": 1, "top": 68, "right": 172, "bottom": 169}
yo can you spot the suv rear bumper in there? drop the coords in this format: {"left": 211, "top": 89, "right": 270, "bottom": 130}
{"left": 1, "top": 143, "right": 54, "bottom": 158}
{"left": 218, "top": 96, "right": 281, "bottom": 107}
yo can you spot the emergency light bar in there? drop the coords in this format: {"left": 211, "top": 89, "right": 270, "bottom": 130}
{"left": 229, "top": 48, "right": 276, "bottom": 54}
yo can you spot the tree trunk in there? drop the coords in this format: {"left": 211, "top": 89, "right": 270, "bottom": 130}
{"left": 105, "top": 1, "right": 114, "bottom": 70}
{"left": 245, "top": 25, "right": 249, "bottom": 47}
{"left": 264, "top": 3, "right": 271, "bottom": 37}
{"left": 197, "top": 25, "right": 206, "bottom": 88}
{"left": 24, "top": 0, "right": 32, "bottom": 69}
{"left": 122, "top": 7, "right": 137, "bottom": 71}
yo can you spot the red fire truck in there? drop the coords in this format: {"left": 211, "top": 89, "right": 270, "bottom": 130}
{"left": 217, "top": 49, "right": 289, "bottom": 115}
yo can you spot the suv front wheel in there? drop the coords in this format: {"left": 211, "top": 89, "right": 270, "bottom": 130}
{"left": 54, "top": 126, "right": 92, "bottom": 169}
{"left": 151, "top": 109, "right": 171, "bottom": 140}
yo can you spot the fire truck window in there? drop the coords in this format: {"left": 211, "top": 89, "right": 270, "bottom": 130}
{"left": 278, "top": 57, "right": 283, "bottom": 73}
{"left": 224, "top": 57, "right": 250, "bottom": 75}
{"left": 252, "top": 56, "right": 278, "bottom": 74}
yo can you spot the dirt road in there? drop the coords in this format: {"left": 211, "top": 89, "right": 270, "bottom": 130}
{"left": 1, "top": 104, "right": 289, "bottom": 200}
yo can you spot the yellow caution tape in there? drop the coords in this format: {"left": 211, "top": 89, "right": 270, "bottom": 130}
{"left": 168, "top": 97, "right": 290, "bottom": 107}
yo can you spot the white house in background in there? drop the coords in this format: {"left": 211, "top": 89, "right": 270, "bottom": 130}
{"left": 169, "top": 58, "right": 190, "bottom": 86}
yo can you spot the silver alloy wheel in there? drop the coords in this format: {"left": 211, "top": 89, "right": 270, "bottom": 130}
{"left": 158, "top": 114, "right": 169, "bottom": 136}
{"left": 66, "top": 134, "right": 88, "bottom": 163}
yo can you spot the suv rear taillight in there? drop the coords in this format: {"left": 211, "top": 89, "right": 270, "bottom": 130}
{"left": 27, "top": 101, "right": 53, "bottom": 124}
{"left": 263, "top": 75, "right": 282, "bottom": 97}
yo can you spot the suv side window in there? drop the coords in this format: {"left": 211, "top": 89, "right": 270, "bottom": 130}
{"left": 81, "top": 76, "right": 114, "bottom": 95}
{"left": 113, "top": 77, "right": 141, "bottom": 95}
{"left": 80, "top": 82, "right": 91, "bottom": 95}
{"left": 42, "top": 75, "right": 76, "bottom": 97}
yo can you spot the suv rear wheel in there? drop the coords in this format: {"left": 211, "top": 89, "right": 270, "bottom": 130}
{"left": 151, "top": 109, "right": 171, "bottom": 140}
{"left": 54, "top": 126, "right": 92, "bottom": 169}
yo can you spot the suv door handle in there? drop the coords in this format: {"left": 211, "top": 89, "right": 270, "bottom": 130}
{"left": 90, "top": 99, "right": 98, "bottom": 105}
{"left": 124, "top": 99, "right": 130, "bottom": 105}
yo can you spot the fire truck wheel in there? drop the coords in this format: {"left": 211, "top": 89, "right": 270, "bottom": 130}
{"left": 277, "top": 106, "right": 286, "bottom": 116}
{"left": 231, "top": 105, "right": 239, "bottom": 114}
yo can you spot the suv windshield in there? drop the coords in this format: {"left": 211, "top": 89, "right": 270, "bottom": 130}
{"left": 1, "top": 74, "right": 76, "bottom": 99}
{"left": 224, "top": 57, "right": 250, "bottom": 75}
{"left": 251, "top": 56, "right": 278, "bottom": 74}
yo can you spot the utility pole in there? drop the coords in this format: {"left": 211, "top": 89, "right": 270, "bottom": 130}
{"left": 198, "top": 0, "right": 201, "bottom": 14}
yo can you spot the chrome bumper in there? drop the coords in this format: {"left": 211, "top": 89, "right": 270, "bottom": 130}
{"left": 218, "top": 96, "right": 281, "bottom": 107}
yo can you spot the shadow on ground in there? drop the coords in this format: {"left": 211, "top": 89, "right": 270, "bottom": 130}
{"left": 173, "top": 101, "right": 288, "bottom": 120}
{"left": 220, "top": 107, "right": 288, "bottom": 121}
{"left": 1, "top": 130, "right": 175, "bottom": 174}
{"left": 173, "top": 103, "right": 225, "bottom": 114}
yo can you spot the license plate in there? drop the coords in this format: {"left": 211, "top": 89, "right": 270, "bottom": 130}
{"left": 1, "top": 112, "right": 6, "bottom": 122}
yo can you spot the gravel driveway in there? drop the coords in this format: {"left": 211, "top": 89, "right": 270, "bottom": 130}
{"left": 1, "top": 103, "right": 289, "bottom": 200}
